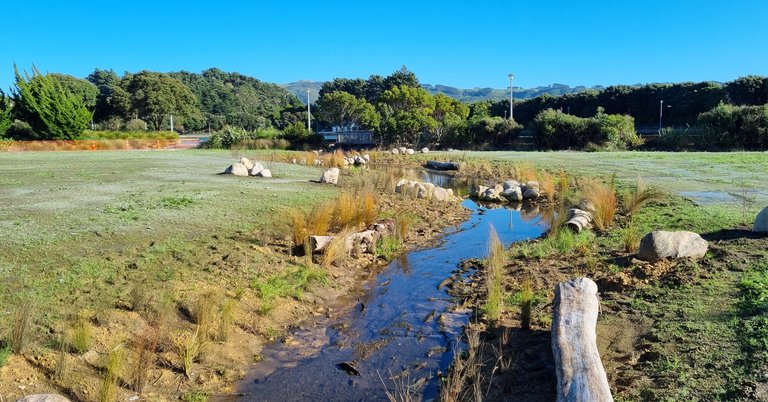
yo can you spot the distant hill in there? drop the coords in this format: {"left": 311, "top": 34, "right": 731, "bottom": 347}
{"left": 280, "top": 80, "right": 324, "bottom": 104}
{"left": 281, "top": 80, "right": 604, "bottom": 104}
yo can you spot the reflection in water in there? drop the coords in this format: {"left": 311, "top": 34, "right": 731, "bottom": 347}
{"left": 236, "top": 198, "right": 548, "bottom": 402}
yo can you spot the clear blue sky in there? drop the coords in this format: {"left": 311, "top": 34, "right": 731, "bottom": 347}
{"left": 1, "top": 0, "right": 766, "bottom": 91}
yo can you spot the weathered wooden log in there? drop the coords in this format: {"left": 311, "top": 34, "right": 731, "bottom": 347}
{"left": 552, "top": 277, "right": 613, "bottom": 402}
{"left": 425, "top": 160, "right": 461, "bottom": 171}
{"left": 565, "top": 208, "right": 593, "bottom": 233}
{"left": 310, "top": 230, "right": 380, "bottom": 255}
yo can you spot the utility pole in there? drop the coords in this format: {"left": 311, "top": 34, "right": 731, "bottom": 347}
{"left": 306, "top": 89, "right": 311, "bottom": 132}
{"left": 508, "top": 73, "right": 514, "bottom": 121}
{"left": 170, "top": 114, "right": 174, "bottom": 132}
{"left": 658, "top": 100, "right": 663, "bottom": 132}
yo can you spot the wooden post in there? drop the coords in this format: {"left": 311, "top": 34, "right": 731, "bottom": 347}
{"left": 551, "top": 277, "right": 612, "bottom": 402}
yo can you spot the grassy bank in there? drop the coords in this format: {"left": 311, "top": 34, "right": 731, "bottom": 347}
{"left": 0, "top": 149, "right": 468, "bottom": 401}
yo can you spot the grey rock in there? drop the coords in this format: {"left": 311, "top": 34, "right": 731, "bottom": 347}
{"left": 249, "top": 162, "right": 264, "bottom": 176}
{"left": 523, "top": 188, "right": 540, "bottom": 199}
{"left": 432, "top": 187, "right": 449, "bottom": 202}
{"left": 398, "top": 147, "right": 407, "bottom": 154}
{"left": 754, "top": 206, "right": 768, "bottom": 232}
{"left": 502, "top": 186, "right": 523, "bottom": 201}
{"left": 421, "top": 147, "right": 430, "bottom": 153}
{"left": 257, "top": 169, "right": 272, "bottom": 178}
{"left": 391, "top": 148, "right": 400, "bottom": 154}
{"left": 321, "top": 168, "right": 340, "bottom": 185}
{"left": 405, "top": 148, "right": 415, "bottom": 155}
{"left": 225, "top": 163, "right": 249, "bottom": 177}
{"left": 503, "top": 180, "right": 521, "bottom": 191}
{"left": 637, "top": 230, "right": 708, "bottom": 261}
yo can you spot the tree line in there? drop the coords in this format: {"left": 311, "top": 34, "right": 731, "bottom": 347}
{"left": 1, "top": 64, "right": 766, "bottom": 150}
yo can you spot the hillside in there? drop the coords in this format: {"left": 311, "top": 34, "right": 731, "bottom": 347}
{"left": 281, "top": 80, "right": 604, "bottom": 104}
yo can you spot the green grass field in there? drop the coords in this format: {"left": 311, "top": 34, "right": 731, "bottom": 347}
{"left": 0, "top": 150, "right": 337, "bottom": 326}
{"left": 431, "top": 150, "right": 768, "bottom": 206}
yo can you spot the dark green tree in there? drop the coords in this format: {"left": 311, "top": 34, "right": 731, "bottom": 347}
{"left": 377, "top": 85, "right": 436, "bottom": 146}
{"left": 122, "top": 71, "right": 201, "bottom": 130}
{"left": 383, "top": 66, "right": 420, "bottom": 91}
{"left": 0, "top": 91, "right": 12, "bottom": 136}
{"left": 726, "top": 75, "right": 768, "bottom": 106}
{"left": 12, "top": 65, "right": 92, "bottom": 139}
{"left": 87, "top": 68, "right": 125, "bottom": 122}
{"left": 316, "top": 91, "right": 380, "bottom": 129}
{"left": 50, "top": 74, "right": 98, "bottom": 109}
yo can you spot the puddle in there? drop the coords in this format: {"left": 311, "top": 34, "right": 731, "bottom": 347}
{"left": 234, "top": 194, "right": 547, "bottom": 401}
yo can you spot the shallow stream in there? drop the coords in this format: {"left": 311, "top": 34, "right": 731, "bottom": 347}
{"left": 236, "top": 173, "right": 548, "bottom": 401}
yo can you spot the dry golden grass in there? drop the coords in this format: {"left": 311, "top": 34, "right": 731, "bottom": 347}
{"left": 356, "top": 188, "right": 378, "bottom": 227}
{"left": 307, "top": 203, "right": 333, "bottom": 236}
{"left": 304, "top": 151, "right": 317, "bottom": 166}
{"left": 394, "top": 211, "right": 418, "bottom": 241}
{"left": 582, "top": 177, "right": 618, "bottom": 231}
{"left": 558, "top": 170, "right": 570, "bottom": 196}
{"left": 334, "top": 192, "right": 359, "bottom": 230}
{"left": 129, "top": 325, "right": 160, "bottom": 393}
{"left": 290, "top": 211, "right": 308, "bottom": 247}
{"left": 538, "top": 171, "right": 556, "bottom": 203}
{"left": 331, "top": 150, "right": 347, "bottom": 168}
{"left": 517, "top": 162, "right": 539, "bottom": 181}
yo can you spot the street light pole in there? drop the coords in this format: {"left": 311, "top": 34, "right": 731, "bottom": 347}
{"left": 306, "top": 89, "right": 312, "bottom": 132}
{"left": 508, "top": 73, "right": 514, "bottom": 121}
{"left": 658, "top": 100, "right": 664, "bottom": 132}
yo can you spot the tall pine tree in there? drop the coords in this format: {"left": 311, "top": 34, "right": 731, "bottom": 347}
{"left": 13, "top": 65, "right": 92, "bottom": 139}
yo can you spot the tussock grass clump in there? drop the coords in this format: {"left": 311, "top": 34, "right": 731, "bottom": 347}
{"left": 357, "top": 188, "right": 378, "bottom": 227}
{"left": 129, "top": 326, "right": 160, "bottom": 393}
{"left": 10, "top": 300, "right": 34, "bottom": 354}
{"left": 334, "top": 192, "right": 359, "bottom": 230}
{"left": 307, "top": 203, "right": 333, "bottom": 237}
{"left": 538, "top": 171, "right": 556, "bottom": 203}
{"left": 543, "top": 205, "right": 569, "bottom": 239}
{"left": 175, "top": 328, "right": 207, "bottom": 378}
{"left": 623, "top": 178, "right": 664, "bottom": 217}
{"left": 71, "top": 312, "right": 92, "bottom": 354}
{"left": 395, "top": 211, "right": 419, "bottom": 241}
{"left": 621, "top": 220, "right": 644, "bottom": 253}
{"left": 375, "top": 236, "right": 403, "bottom": 260}
{"left": 304, "top": 151, "right": 317, "bottom": 167}
{"left": 251, "top": 264, "right": 328, "bottom": 313}
{"left": 330, "top": 150, "right": 346, "bottom": 168}
{"left": 508, "top": 278, "right": 541, "bottom": 329}
{"left": 215, "top": 299, "right": 236, "bottom": 342}
{"left": 191, "top": 291, "right": 217, "bottom": 340}
{"left": 482, "top": 226, "right": 505, "bottom": 323}
{"left": 440, "top": 327, "right": 484, "bottom": 402}
{"left": 99, "top": 345, "right": 125, "bottom": 402}
{"left": 582, "top": 176, "right": 618, "bottom": 231}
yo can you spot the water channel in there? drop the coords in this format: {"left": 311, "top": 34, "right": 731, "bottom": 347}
{"left": 236, "top": 173, "right": 548, "bottom": 401}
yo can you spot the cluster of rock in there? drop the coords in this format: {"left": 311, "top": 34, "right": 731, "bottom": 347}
{"left": 395, "top": 179, "right": 454, "bottom": 202}
{"left": 344, "top": 154, "right": 370, "bottom": 166}
{"left": 391, "top": 147, "right": 429, "bottom": 155}
{"left": 223, "top": 157, "right": 272, "bottom": 178}
{"left": 472, "top": 180, "right": 541, "bottom": 202}
{"left": 311, "top": 219, "right": 396, "bottom": 258}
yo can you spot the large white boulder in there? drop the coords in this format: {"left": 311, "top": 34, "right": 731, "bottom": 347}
{"left": 432, "top": 187, "right": 449, "bottom": 202}
{"left": 257, "top": 169, "right": 272, "bottom": 178}
{"left": 239, "top": 157, "right": 254, "bottom": 170}
{"left": 503, "top": 180, "right": 521, "bottom": 191}
{"left": 754, "top": 206, "right": 768, "bottom": 233}
{"left": 249, "top": 162, "right": 264, "bottom": 176}
{"left": 391, "top": 148, "right": 400, "bottom": 155}
{"left": 405, "top": 148, "right": 415, "bottom": 155}
{"left": 421, "top": 147, "right": 430, "bottom": 153}
{"left": 637, "top": 230, "right": 708, "bottom": 262}
{"left": 321, "top": 168, "right": 340, "bottom": 185}
{"left": 224, "top": 162, "right": 249, "bottom": 177}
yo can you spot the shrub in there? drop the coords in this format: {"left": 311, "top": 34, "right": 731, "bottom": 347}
{"left": 532, "top": 108, "right": 639, "bottom": 150}
{"left": 71, "top": 312, "right": 91, "bottom": 354}
{"left": 125, "top": 118, "right": 148, "bottom": 131}
{"left": 698, "top": 103, "right": 768, "bottom": 149}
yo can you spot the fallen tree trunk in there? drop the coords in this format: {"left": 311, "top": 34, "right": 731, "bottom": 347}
{"left": 564, "top": 208, "right": 593, "bottom": 233}
{"left": 425, "top": 160, "right": 461, "bottom": 171}
{"left": 551, "top": 277, "right": 613, "bottom": 402}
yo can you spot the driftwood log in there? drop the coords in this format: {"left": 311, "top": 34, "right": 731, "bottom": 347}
{"left": 552, "top": 277, "right": 613, "bottom": 402}
{"left": 425, "top": 160, "right": 461, "bottom": 171}
{"left": 564, "top": 208, "right": 593, "bottom": 233}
